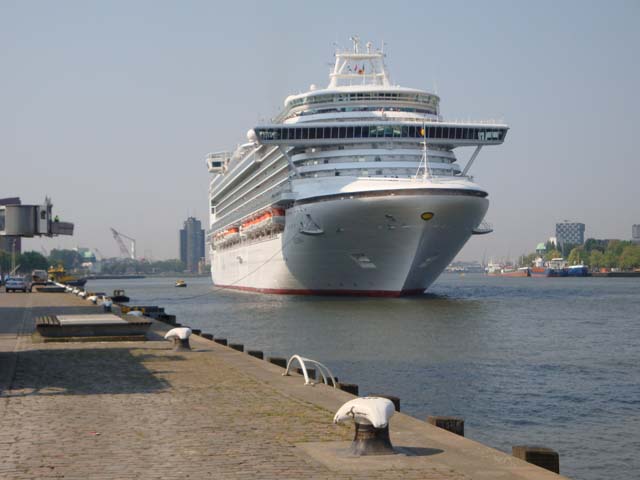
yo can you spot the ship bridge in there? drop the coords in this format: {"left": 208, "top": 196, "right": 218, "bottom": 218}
{"left": 249, "top": 121, "right": 508, "bottom": 148}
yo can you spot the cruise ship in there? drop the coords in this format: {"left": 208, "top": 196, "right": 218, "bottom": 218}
{"left": 206, "top": 38, "right": 508, "bottom": 296}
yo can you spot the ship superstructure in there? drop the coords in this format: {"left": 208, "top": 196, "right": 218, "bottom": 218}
{"left": 206, "top": 38, "right": 508, "bottom": 295}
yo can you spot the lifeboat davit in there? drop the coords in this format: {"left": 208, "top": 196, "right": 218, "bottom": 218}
{"left": 240, "top": 208, "right": 285, "bottom": 234}
{"left": 213, "top": 226, "right": 240, "bottom": 246}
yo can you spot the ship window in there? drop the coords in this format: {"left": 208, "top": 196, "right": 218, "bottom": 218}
{"left": 331, "top": 127, "right": 339, "bottom": 138}
{"left": 456, "top": 128, "right": 462, "bottom": 139}
{"left": 323, "top": 127, "right": 330, "bottom": 139}
{"left": 354, "top": 126, "right": 362, "bottom": 137}
{"left": 301, "top": 128, "right": 308, "bottom": 139}
{"left": 339, "top": 127, "right": 347, "bottom": 138}
{"left": 308, "top": 128, "right": 316, "bottom": 139}
{"left": 434, "top": 127, "right": 442, "bottom": 138}
{"left": 346, "top": 126, "right": 354, "bottom": 137}
{"left": 361, "top": 126, "right": 369, "bottom": 137}
{"left": 316, "top": 128, "right": 324, "bottom": 139}
{"left": 335, "top": 171, "right": 341, "bottom": 176}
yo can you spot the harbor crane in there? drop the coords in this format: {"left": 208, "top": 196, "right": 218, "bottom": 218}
{"left": 110, "top": 228, "right": 136, "bottom": 259}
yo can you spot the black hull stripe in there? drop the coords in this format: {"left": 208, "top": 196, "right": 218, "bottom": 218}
{"left": 294, "top": 188, "right": 488, "bottom": 206}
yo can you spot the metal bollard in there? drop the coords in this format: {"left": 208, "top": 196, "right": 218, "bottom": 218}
{"left": 247, "top": 350, "right": 264, "bottom": 359}
{"left": 370, "top": 394, "right": 400, "bottom": 412}
{"left": 229, "top": 343, "right": 244, "bottom": 352}
{"left": 427, "top": 416, "right": 465, "bottom": 436}
{"left": 295, "top": 367, "right": 316, "bottom": 380}
{"left": 268, "top": 357, "right": 287, "bottom": 368}
{"left": 338, "top": 383, "right": 359, "bottom": 396}
{"left": 512, "top": 446, "right": 559, "bottom": 474}
{"left": 214, "top": 338, "right": 227, "bottom": 346}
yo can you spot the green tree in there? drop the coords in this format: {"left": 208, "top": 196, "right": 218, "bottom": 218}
{"left": 618, "top": 245, "right": 640, "bottom": 270}
{"left": 545, "top": 249, "right": 562, "bottom": 261}
{"left": 0, "top": 250, "right": 12, "bottom": 272}
{"left": 18, "top": 251, "right": 49, "bottom": 272}
{"left": 584, "top": 238, "right": 606, "bottom": 253}
{"left": 589, "top": 250, "right": 604, "bottom": 269}
{"left": 603, "top": 250, "right": 618, "bottom": 269}
{"left": 518, "top": 253, "right": 538, "bottom": 267}
{"left": 567, "top": 247, "right": 588, "bottom": 265}
{"left": 48, "top": 249, "right": 82, "bottom": 270}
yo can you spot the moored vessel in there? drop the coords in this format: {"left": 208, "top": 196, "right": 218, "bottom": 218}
{"left": 48, "top": 265, "right": 87, "bottom": 287}
{"left": 206, "top": 38, "right": 508, "bottom": 295}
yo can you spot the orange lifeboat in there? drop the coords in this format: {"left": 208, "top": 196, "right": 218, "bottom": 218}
{"left": 240, "top": 208, "right": 286, "bottom": 234}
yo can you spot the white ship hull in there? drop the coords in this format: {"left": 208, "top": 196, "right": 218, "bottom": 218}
{"left": 211, "top": 188, "right": 488, "bottom": 296}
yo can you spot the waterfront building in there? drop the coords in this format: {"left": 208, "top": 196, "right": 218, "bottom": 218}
{"left": 0, "top": 197, "right": 22, "bottom": 255}
{"left": 555, "top": 221, "right": 585, "bottom": 246}
{"left": 179, "top": 217, "right": 205, "bottom": 273}
{"left": 633, "top": 224, "right": 640, "bottom": 244}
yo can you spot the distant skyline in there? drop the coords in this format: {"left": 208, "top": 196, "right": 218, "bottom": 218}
{"left": 2, "top": 1, "right": 639, "bottom": 260}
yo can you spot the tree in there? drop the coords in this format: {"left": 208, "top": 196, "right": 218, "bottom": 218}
{"left": 589, "top": 250, "right": 604, "bottom": 269}
{"left": 18, "top": 251, "right": 48, "bottom": 272}
{"left": 584, "top": 238, "right": 606, "bottom": 253}
{"left": 545, "top": 249, "right": 562, "bottom": 261}
{"left": 567, "top": 247, "right": 588, "bottom": 265}
{"left": 48, "top": 249, "right": 82, "bottom": 270}
{"left": 603, "top": 250, "right": 618, "bottom": 269}
{"left": 618, "top": 245, "right": 640, "bottom": 270}
{"left": 0, "top": 250, "right": 12, "bottom": 273}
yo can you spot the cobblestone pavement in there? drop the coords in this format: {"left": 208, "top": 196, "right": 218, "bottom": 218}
{"left": 0, "top": 294, "right": 464, "bottom": 479}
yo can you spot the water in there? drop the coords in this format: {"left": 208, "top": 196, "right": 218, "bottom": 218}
{"left": 89, "top": 274, "right": 640, "bottom": 480}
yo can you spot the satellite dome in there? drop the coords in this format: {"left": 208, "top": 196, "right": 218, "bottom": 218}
{"left": 247, "top": 129, "right": 258, "bottom": 143}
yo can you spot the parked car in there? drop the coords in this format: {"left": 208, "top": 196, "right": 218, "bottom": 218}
{"left": 5, "top": 276, "right": 31, "bottom": 293}
{"left": 31, "top": 269, "right": 49, "bottom": 286}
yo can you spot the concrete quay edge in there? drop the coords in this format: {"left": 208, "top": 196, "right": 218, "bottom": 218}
{"left": 0, "top": 292, "right": 567, "bottom": 479}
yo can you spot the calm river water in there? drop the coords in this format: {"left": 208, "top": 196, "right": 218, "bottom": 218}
{"left": 89, "top": 274, "right": 640, "bottom": 480}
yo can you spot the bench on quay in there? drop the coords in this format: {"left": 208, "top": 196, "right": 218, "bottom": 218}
{"left": 35, "top": 314, "right": 152, "bottom": 341}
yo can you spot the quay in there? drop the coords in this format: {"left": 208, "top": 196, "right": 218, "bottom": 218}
{"left": 0, "top": 292, "right": 566, "bottom": 479}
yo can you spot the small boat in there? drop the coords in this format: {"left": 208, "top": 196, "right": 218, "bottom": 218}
{"left": 111, "top": 289, "right": 130, "bottom": 302}
{"left": 175, "top": 280, "right": 187, "bottom": 288}
{"left": 48, "top": 265, "right": 87, "bottom": 287}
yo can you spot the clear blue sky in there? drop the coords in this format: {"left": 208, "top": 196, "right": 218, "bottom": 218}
{"left": 2, "top": 0, "right": 638, "bottom": 261}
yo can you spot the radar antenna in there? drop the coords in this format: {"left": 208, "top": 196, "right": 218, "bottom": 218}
{"left": 349, "top": 35, "right": 360, "bottom": 53}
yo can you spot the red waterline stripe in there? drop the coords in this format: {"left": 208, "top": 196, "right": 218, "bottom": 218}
{"left": 213, "top": 284, "right": 425, "bottom": 297}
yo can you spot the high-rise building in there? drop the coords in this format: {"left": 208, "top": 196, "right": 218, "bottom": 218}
{"left": 179, "top": 217, "right": 204, "bottom": 273}
{"left": 0, "top": 197, "right": 22, "bottom": 255}
{"left": 633, "top": 224, "right": 640, "bottom": 244}
{"left": 555, "top": 220, "right": 585, "bottom": 246}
